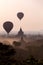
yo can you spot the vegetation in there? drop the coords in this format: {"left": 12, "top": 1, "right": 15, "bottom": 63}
{"left": 13, "top": 41, "right": 21, "bottom": 46}
{"left": 0, "top": 42, "right": 43, "bottom": 65}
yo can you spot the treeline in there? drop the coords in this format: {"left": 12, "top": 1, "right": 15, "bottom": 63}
{"left": 0, "top": 42, "right": 43, "bottom": 65}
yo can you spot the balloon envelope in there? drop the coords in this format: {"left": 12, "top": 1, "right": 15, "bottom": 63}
{"left": 3, "top": 21, "right": 13, "bottom": 34}
{"left": 17, "top": 12, "right": 24, "bottom": 20}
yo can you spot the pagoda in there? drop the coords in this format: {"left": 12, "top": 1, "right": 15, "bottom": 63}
{"left": 17, "top": 28, "right": 24, "bottom": 37}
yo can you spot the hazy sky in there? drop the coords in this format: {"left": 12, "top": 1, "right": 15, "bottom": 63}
{"left": 0, "top": 0, "right": 43, "bottom": 34}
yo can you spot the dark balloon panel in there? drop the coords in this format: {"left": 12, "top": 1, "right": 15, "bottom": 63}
{"left": 3, "top": 21, "right": 13, "bottom": 34}
{"left": 17, "top": 12, "right": 24, "bottom": 20}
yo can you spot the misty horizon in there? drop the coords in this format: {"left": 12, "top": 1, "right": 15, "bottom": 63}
{"left": 0, "top": 31, "right": 43, "bottom": 35}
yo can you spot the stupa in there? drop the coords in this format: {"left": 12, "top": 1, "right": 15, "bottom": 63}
{"left": 17, "top": 28, "right": 24, "bottom": 37}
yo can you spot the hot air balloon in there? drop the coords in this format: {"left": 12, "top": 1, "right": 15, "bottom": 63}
{"left": 3, "top": 21, "right": 13, "bottom": 35}
{"left": 17, "top": 12, "right": 24, "bottom": 20}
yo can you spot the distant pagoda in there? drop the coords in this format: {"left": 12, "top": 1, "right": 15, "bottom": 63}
{"left": 15, "top": 28, "right": 26, "bottom": 38}
{"left": 18, "top": 28, "right": 24, "bottom": 37}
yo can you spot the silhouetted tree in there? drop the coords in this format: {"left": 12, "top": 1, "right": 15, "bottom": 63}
{"left": 0, "top": 42, "right": 16, "bottom": 65}
{"left": 13, "top": 41, "right": 21, "bottom": 46}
